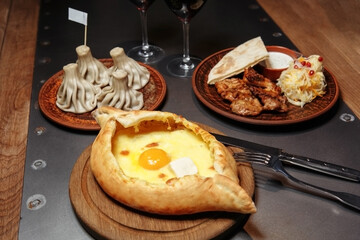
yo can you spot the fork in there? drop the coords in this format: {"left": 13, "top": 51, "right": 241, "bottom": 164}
{"left": 233, "top": 151, "right": 360, "bottom": 211}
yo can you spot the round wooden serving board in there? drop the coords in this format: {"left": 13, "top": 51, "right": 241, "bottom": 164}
{"left": 69, "top": 125, "right": 255, "bottom": 239}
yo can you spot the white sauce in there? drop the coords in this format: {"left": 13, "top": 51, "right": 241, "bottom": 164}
{"left": 262, "top": 52, "right": 294, "bottom": 69}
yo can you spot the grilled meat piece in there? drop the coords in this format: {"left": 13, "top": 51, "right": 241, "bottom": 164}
{"left": 214, "top": 68, "right": 288, "bottom": 116}
{"left": 250, "top": 87, "right": 288, "bottom": 112}
{"left": 230, "top": 96, "right": 263, "bottom": 116}
{"left": 243, "top": 67, "right": 281, "bottom": 95}
{"left": 215, "top": 78, "right": 250, "bottom": 101}
{"left": 244, "top": 68, "right": 288, "bottom": 112}
{"left": 215, "top": 78, "right": 263, "bottom": 116}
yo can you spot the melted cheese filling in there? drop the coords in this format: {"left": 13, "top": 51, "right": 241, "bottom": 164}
{"left": 112, "top": 127, "right": 216, "bottom": 184}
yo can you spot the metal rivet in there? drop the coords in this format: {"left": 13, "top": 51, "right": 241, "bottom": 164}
{"left": 31, "top": 159, "right": 47, "bottom": 170}
{"left": 259, "top": 17, "right": 269, "bottom": 22}
{"left": 339, "top": 113, "right": 355, "bottom": 122}
{"left": 34, "top": 127, "right": 46, "bottom": 135}
{"left": 34, "top": 101, "right": 39, "bottom": 110}
{"left": 39, "top": 57, "right": 51, "bottom": 64}
{"left": 26, "top": 194, "right": 46, "bottom": 210}
{"left": 43, "top": 25, "right": 51, "bottom": 30}
{"left": 272, "top": 32, "right": 283, "bottom": 37}
{"left": 249, "top": 4, "right": 260, "bottom": 10}
{"left": 40, "top": 79, "right": 46, "bottom": 84}
{"left": 40, "top": 40, "right": 51, "bottom": 46}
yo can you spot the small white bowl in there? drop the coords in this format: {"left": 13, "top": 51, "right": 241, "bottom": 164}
{"left": 257, "top": 46, "right": 298, "bottom": 81}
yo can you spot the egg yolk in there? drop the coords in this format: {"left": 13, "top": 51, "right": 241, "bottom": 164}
{"left": 138, "top": 148, "right": 170, "bottom": 170}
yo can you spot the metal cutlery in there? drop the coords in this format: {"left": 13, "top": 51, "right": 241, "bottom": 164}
{"left": 234, "top": 151, "right": 360, "bottom": 211}
{"left": 211, "top": 132, "right": 360, "bottom": 182}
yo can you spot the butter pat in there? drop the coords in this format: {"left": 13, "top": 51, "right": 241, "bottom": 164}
{"left": 170, "top": 157, "right": 198, "bottom": 178}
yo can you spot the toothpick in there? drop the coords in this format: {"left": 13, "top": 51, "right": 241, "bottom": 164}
{"left": 84, "top": 25, "right": 87, "bottom": 46}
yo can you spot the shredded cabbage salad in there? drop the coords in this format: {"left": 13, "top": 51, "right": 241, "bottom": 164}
{"left": 277, "top": 55, "right": 327, "bottom": 107}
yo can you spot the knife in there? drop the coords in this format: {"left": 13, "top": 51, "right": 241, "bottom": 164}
{"left": 211, "top": 132, "right": 360, "bottom": 182}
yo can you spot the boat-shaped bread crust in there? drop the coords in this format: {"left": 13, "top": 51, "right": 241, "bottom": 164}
{"left": 90, "top": 106, "right": 256, "bottom": 215}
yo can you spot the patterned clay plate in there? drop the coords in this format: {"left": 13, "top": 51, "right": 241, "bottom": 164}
{"left": 39, "top": 59, "right": 166, "bottom": 130}
{"left": 192, "top": 48, "right": 339, "bottom": 125}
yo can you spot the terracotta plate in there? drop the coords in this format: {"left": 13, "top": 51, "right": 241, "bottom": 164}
{"left": 38, "top": 59, "right": 166, "bottom": 130}
{"left": 192, "top": 48, "right": 339, "bottom": 125}
{"left": 69, "top": 125, "right": 255, "bottom": 239}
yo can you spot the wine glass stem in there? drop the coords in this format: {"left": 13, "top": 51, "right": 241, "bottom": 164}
{"left": 181, "top": 21, "right": 194, "bottom": 70}
{"left": 139, "top": 9, "right": 152, "bottom": 57}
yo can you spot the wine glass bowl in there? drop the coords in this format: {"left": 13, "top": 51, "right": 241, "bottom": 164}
{"left": 130, "top": 0, "right": 154, "bottom": 10}
{"left": 164, "top": 0, "right": 207, "bottom": 77}
{"left": 127, "top": 0, "right": 165, "bottom": 63}
{"left": 166, "top": 0, "right": 206, "bottom": 23}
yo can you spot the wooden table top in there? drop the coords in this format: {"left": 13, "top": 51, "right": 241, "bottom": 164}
{"left": 0, "top": 0, "right": 359, "bottom": 238}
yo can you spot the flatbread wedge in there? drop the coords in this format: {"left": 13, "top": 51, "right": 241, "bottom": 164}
{"left": 90, "top": 106, "right": 256, "bottom": 215}
{"left": 207, "top": 36, "right": 268, "bottom": 85}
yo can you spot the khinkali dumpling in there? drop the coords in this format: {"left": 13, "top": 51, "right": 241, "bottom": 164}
{"left": 97, "top": 69, "right": 144, "bottom": 110}
{"left": 56, "top": 63, "right": 99, "bottom": 113}
{"left": 76, "top": 45, "right": 110, "bottom": 87}
{"left": 109, "top": 47, "right": 150, "bottom": 90}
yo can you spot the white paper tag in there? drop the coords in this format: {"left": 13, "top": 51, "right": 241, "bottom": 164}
{"left": 68, "top": 8, "right": 88, "bottom": 26}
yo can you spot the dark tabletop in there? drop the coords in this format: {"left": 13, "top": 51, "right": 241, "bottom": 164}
{"left": 19, "top": 0, "right": 360, "bottom": 239}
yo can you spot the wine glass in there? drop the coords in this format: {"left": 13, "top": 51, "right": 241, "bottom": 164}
{"left": 127, "top": 0, "right": 165, "bottom": 63}
{"left": 164, "top": 0, "right": 207, "bottom": 77}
